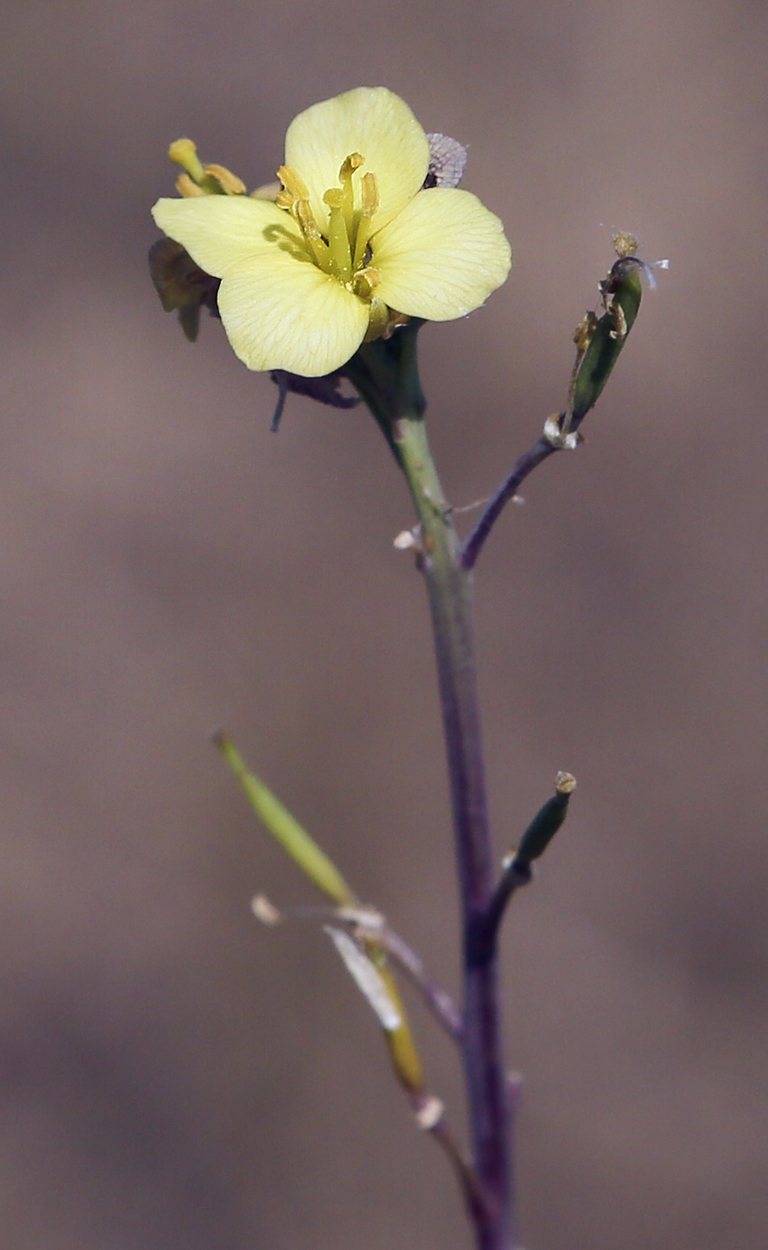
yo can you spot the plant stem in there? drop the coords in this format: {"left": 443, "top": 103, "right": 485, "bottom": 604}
{"left": 393, "top": 416, "right": 512, "bottom": 1250}
{"left": 346, "top": 327, "right": 514, "bottom": 1248}
{"left": 376, "top": 921, "right": 463, "bottom": 1042}
{"left": 461, "top": 435, "right": 558, "bottom": 571}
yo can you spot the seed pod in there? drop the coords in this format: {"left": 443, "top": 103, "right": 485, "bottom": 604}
{"left": 570, "top": 256, "right": 644, "bottom": 428}
{"left": 512, "top": 771, "right": 576, "bottom": 869}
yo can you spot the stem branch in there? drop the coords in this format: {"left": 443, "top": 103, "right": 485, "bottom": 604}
{"left": 461, "top": 436, "right": 559, "bottom": 571}
{"left": 377, "top": 923, "right": 464, "bottom": 1042}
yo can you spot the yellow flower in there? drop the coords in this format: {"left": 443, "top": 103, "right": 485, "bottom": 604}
{"left": 152, "top": 87, "right": 511, "bottom": 378}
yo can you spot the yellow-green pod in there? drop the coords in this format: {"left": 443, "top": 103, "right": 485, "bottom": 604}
{"left": 215, "top": 732, "right": 356, "bottom": 907}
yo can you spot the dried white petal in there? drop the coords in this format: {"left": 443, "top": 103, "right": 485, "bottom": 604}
{"left": 424, "top": 134, "right": 468, "bottom": 188}
{"left": 324, "top": 926, "right": 402, "bottom": 1031}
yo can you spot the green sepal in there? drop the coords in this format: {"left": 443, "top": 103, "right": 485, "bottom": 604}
{"left": 214, "top": 731, "right": 356, "bottom": 906}
{"left": 571, "top": 259, "right": 643, "bottom": 427}
{"left": 343, "top": 319, "right": 426, "bottom": 460}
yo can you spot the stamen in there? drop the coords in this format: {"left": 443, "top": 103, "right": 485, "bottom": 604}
{"left": 338, "top": 153, "right": 365, "bottom": 179}
{"left": 295, "top": 200, "right": 331, "bottom": 269}
{"left": 203, "top": 164, "right": 246, "bottom": 195}
{"left": 277, "top": 164, "right": 311, "bottom": 202}
{"left": 175, "top": 172, "right": 206, "bottom": 198}
{"left": 352, "top": 172, "right": 379, "bottom": 270}
{"left": 338, "top": 153, "right": 364, "bottom": 238}
{"left": 360, "top": 172, "right": 379, "bottom": 217}
{"left": 271, "top": 155, "right": 385, "bottom": 295}
{"left": 295, "top": 200, "right": 321, "bottom": 239}
{"left": 352, "top": 266, "right": 381, "bottom": 299}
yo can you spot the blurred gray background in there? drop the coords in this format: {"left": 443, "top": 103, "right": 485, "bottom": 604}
{"left": 2, "top": 1, "right": 767, "bottom": 1247}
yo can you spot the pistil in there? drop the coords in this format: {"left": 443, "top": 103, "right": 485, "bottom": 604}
{"left": 323, "top": 189, "right": 353, "bottom": 281}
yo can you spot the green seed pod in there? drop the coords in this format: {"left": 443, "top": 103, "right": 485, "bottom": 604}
{"left": 213, "top": 731, "right": 356, "bottom": 907}
{"left": 513, "top": 771, "right": 576, "bottom": 868}
{"left": 570, "top": 257, "right": 644, "bottom": 427}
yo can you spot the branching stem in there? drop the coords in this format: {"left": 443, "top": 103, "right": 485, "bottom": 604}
{"left": 393, "top": 415, "right": 513, "bottom": 1249}
{"left": 376, "top": 923, "right": 464, "bottom": 1042}
{"left": 461, "top": 435, "right": 559, "bottom": 571}
{"left": 347, "top": 325, "right": 515, "bottom": 1249}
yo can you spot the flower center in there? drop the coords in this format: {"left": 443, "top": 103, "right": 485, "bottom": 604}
{"left": 276, "top": 154, "right": 381, "bottom": 300}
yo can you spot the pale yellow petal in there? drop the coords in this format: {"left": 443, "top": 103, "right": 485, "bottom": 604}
{"left": 285, "top": 87, "right": 430, "bottom": 235}
{"left": 372, "top": 187, "right": 511, "bottom": 320}
{"left": 217, "top": 253, "right": 369, "bottom": 376}
{"left": 152, "top": 195, "right": 304, "bottom": 277}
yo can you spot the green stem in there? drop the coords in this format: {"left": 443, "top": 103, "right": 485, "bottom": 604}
{"left": 346, "top": 327, "right": 513, "bottom": 1249}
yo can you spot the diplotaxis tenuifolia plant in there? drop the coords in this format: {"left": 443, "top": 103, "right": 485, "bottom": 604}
{"left": 149, "top": 86, "right": 666, "bottom": 1250}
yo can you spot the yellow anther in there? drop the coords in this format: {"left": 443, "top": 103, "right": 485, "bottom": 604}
{"left": 353, "top": 266, "right": 381, "bottom": 298}
{"left": 360, "top": 172, "right": 379, "bottom": 218}
{"left": 338, "top": 152, "right": 365, "bottom": 180}
{"left": 277, "top": 164, "right": 311, "bottom": 201}
{"left": 293, "top": 200, "right": 330, "bottom": 269}
{"left": 352, "top": 172, "right": 379, "bottom": 268}
{"left": 175, "top": 172, "right": 206, "bottom": 198}
{"left": 295, "top": 200, "right": 322, "bottom": 240}
{"left": 203, "top": 164, "right": 246, "bottom": 195}
{"left": 169, "top": 138, "right": 205, "bottom": 183}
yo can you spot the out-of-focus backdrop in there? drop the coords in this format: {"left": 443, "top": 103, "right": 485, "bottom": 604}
{"left": 2, "top": 2, "right": 767, "bottom": 1247}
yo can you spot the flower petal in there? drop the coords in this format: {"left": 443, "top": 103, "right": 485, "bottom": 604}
{"left": 372, "top": 187, "right": 512, "bottom": 320}
{"left": 217, "top": 252, "right": 369, "bottom": 376}
{"left": 152, "top": 195, "right": 304, "bottom": 277}
{"left": 285, "top": 87, "right": 430, "bottom": 235}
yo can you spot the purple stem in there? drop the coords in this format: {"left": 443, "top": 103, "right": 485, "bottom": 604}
{"left": 392, "top": 415, "right": 514, "bottom": 1249}
{"left": 461, "top": 437, "right": 559, "bottom": 571}
{"left": 378, "top": 923, "right": 464, "bottom": 1042}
